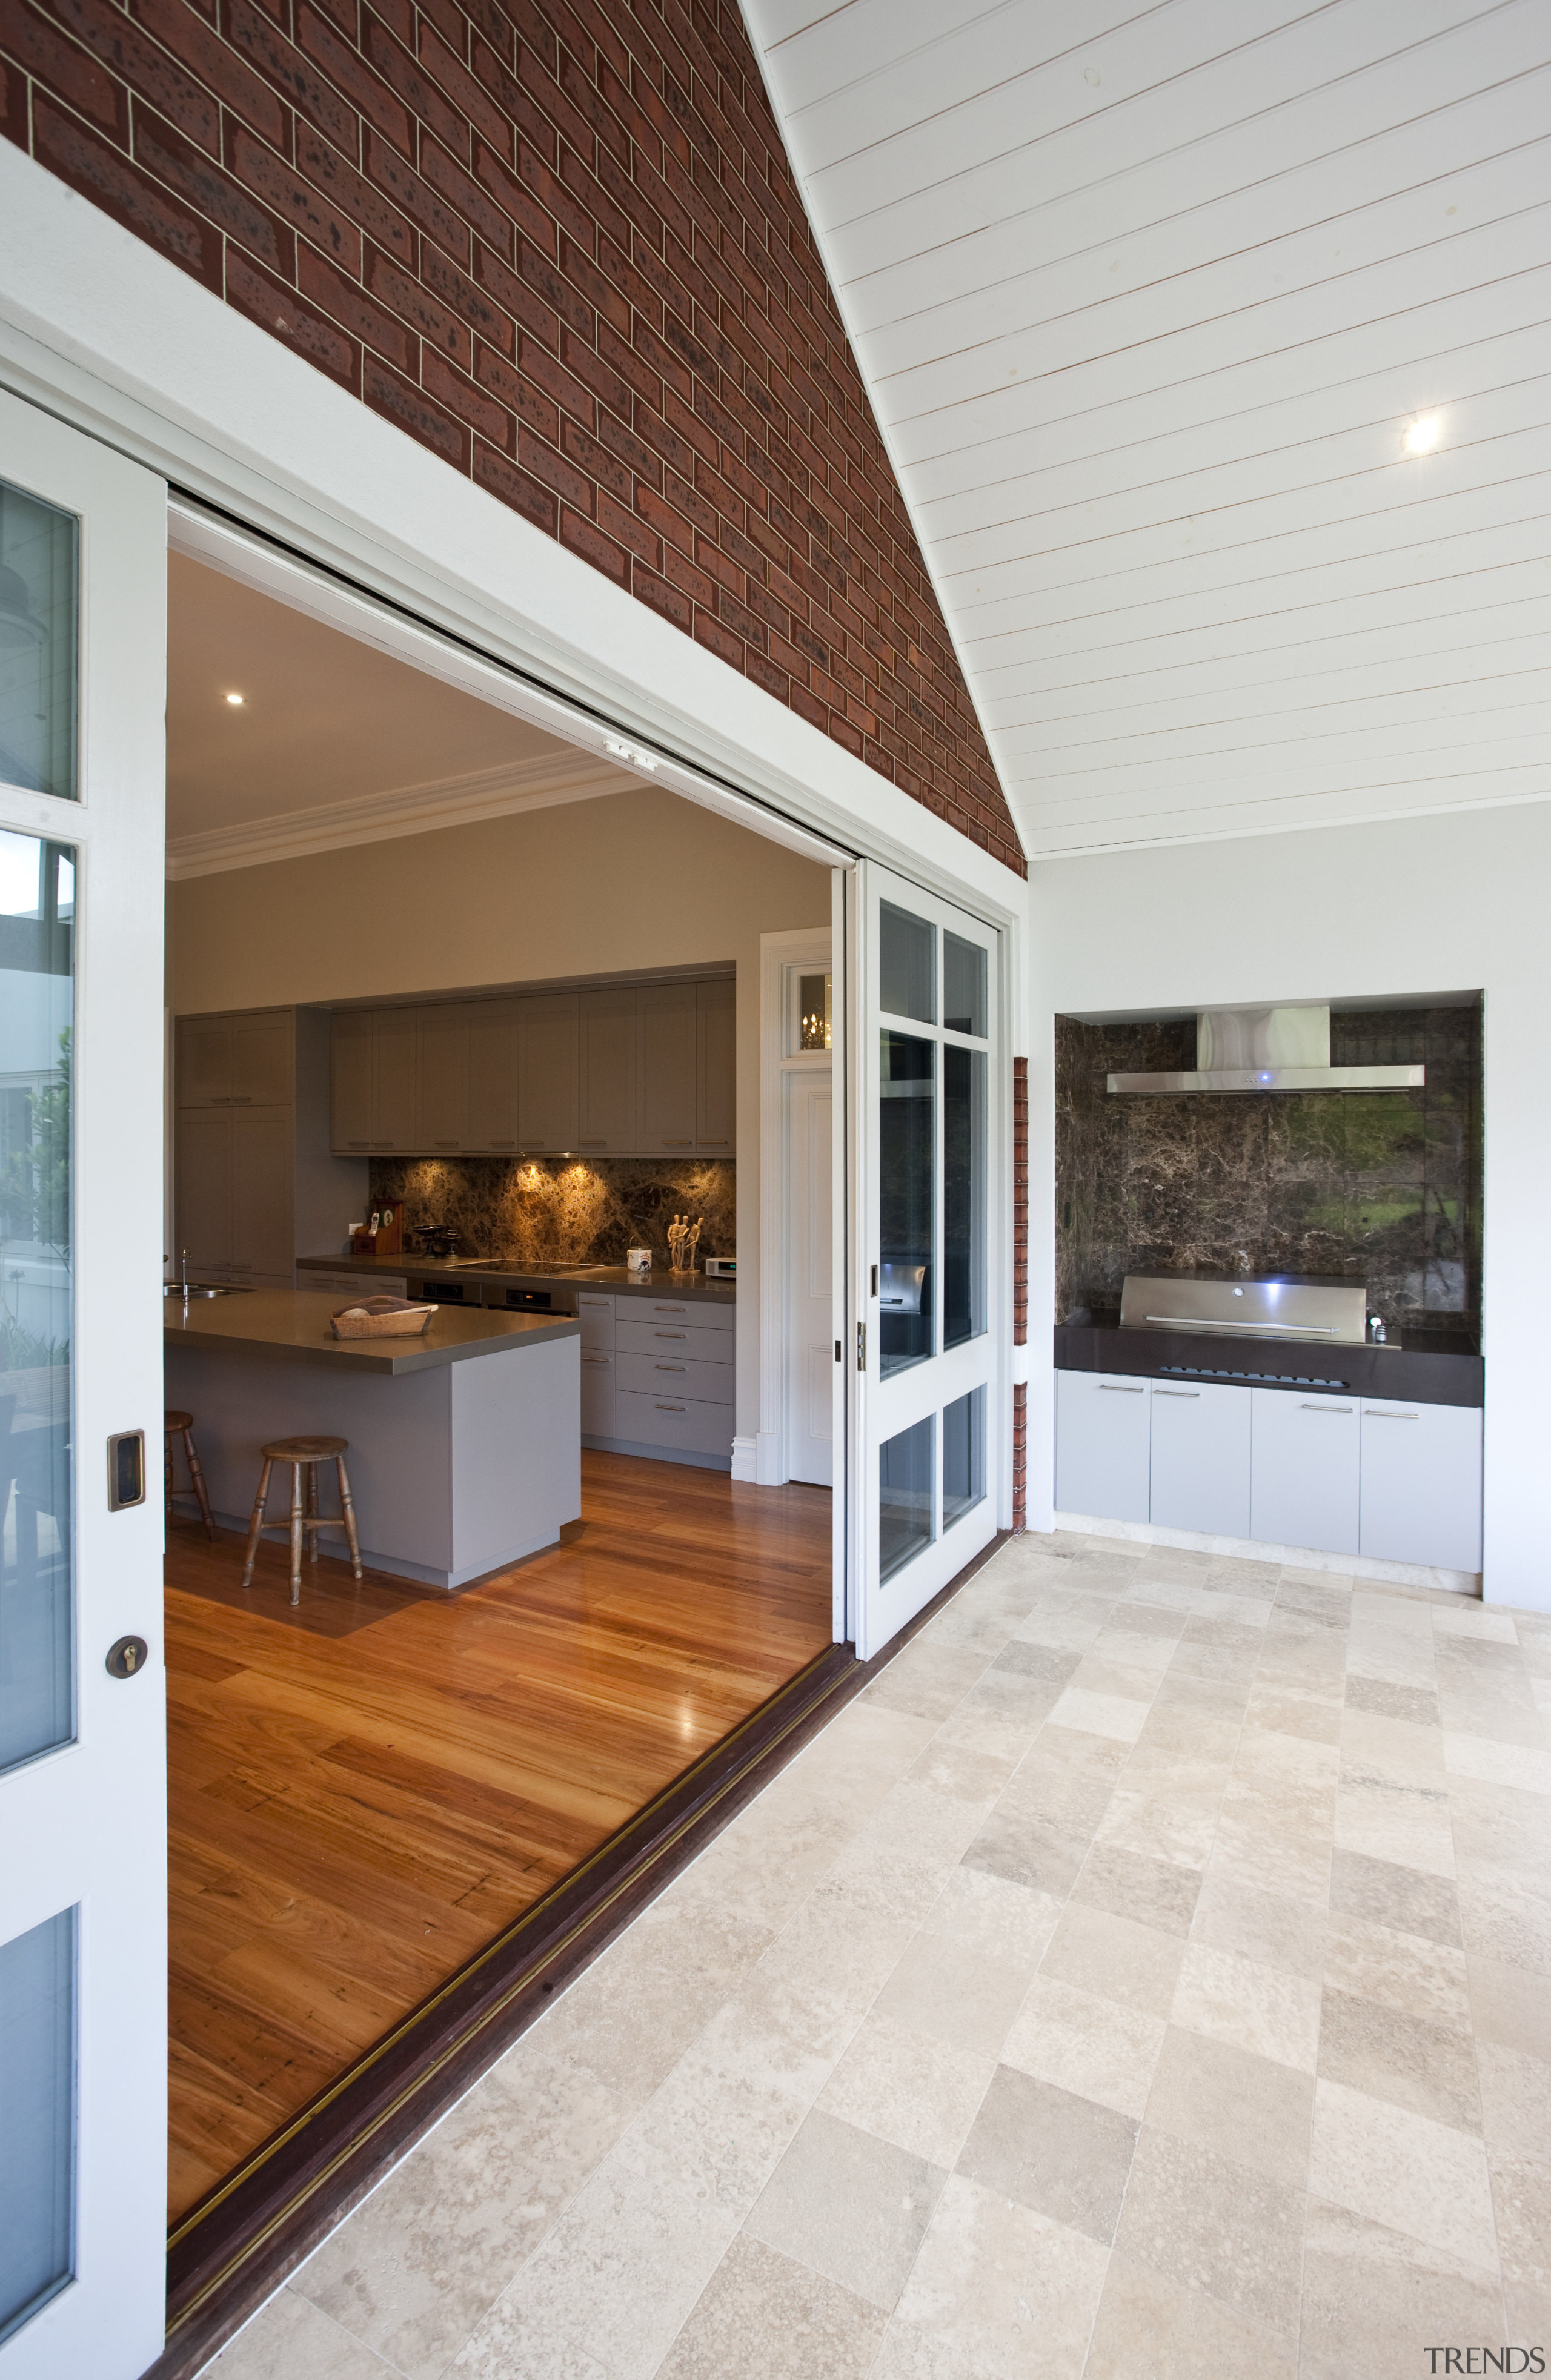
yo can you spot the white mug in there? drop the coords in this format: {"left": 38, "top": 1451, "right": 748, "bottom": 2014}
{"left": 626, "top": 1246, "right": 652, "bottom": 1276}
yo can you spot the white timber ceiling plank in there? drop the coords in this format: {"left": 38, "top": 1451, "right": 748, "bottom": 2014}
{"left": 740, "top": 0, "right": 1551, "bottom": 855}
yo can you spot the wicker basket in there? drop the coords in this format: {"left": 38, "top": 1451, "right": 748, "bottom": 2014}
{"left": 330, "top": 1302, "right": 438, "bottom": 1339}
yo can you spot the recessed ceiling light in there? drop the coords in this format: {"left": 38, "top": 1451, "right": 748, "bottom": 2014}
{"left": 225, "top": 692, "right": 244, "bottom": 706}
{"left": 1402, "top": 415, "right": 1443, "bottom": 455}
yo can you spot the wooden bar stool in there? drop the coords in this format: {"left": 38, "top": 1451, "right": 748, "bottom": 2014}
{"left": 239, "top": 1436, "right": 363, "bottom": 1606}
{"left": 164, "top": 1410, "right": 216, "bottom": 1543}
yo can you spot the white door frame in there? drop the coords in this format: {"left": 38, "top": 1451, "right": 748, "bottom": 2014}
{"left": 0, "top": 389, "right": 168, "bottom": 2380}
{"left": 756, "top": 924, "right": 835, "bottom": 1492}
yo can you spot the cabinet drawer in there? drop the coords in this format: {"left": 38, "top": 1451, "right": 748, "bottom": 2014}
{"left": 614, "top": 1388, "right": 733, "bottom": 1459}
{"left": 616, "top": 1318, "right": 734, "bottom": 1362}
{"left": 1360, "top": 1398, "right": 1482, "bottom": 1571}
{"left": 575, "top": 1293, "right": 614, "bottom": 1350}
{"left": 303, "top": 1271, "right": 408, "bottom": 1299}
{"left": 579, "top": 1350, "right": 616, "bottom": 1436}
{"left": 1149, "top": 1381, "right": 1250, "bottom": 1538}
{"left": 1250, "top": 1387, "right": 1359, "bottom": 1556}
{"left": 617, "top": 1351, "right": 733, "bottom": 1404}
{"left": 623, "top": 1295, "right": 734, "bottom": 1333}
{"left": 1055, "top": 1370, "right": 1150, "bottom": 1522}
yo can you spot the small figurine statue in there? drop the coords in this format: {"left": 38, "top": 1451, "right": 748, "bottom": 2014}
{"left": 667, "top": 1214, "right": 702, "bottom": 1275}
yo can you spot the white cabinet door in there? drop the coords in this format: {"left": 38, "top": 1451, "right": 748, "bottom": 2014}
{"left": 1250, "top": 1388, "right": 1360, "bottom": 1555}
{"left": 1149, "top": 1381, "right": 1251, "bottom": 1537}
{"left": 1055, "top": 1370, "right": 1150, "bottom": 1522}
{"left": 1360, "top": 1399, "right": 1483, "bottom": 1571}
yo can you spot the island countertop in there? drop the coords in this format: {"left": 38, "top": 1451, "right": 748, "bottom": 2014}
{"left": 165, "top": 1288, "right": 580, "bottom": 1374}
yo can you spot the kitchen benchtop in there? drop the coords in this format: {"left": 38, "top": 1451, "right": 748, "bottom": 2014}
{"left": 167, "top": 1289, "right": 580, "bottom": 1374}
{"left": 1054, "top": 1319, "right": 1483, "bottom": 1408}
{"left": 297, "top": 1253, "right": 737, "bottom": 1311}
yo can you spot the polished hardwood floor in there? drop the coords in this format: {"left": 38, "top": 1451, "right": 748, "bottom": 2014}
{"left": 164, "top": 1451, "right": 833, "bottom": 2223}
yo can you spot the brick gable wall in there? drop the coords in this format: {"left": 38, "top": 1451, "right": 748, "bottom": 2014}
{"left": 1, "top": 0, "right": 1025, "bottom": 873}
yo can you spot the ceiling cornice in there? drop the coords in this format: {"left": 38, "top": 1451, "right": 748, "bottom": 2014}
{"left": 165, "top": 748, "right": 634, "bottom": 880}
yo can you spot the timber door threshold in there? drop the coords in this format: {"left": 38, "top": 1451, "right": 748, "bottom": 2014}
{"left": 151, "top": 1531, "right": 1009, "bottom": 2380}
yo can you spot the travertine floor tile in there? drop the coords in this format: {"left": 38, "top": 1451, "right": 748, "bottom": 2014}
{"left": 956, "top": 2065, "right": 1139, "bottom": 2247}
{"left": 1171, "top": 1940, "right": 1321, "bottom": 2072}
{"left": 1111, "top": 2125, "right": 1305, "bottom": 2349}
{"left": 209, "top": 2293, "right": 405, "bottom": 2380}
{"left": 1144, "top": 2024, "right": 1314, "bottom": 2188}
{"left": 653, "top": 2236, "right": 886, "bottom": 2380}
{"left": 745, "top": 2107, "right": 945, "bottom": 2313}
{"left": 1309, "top": 2077, "right": 1498, "bottom": 2271}
{"left": 1002, "top": 1974, "right": 1165, "bottom": 2120}
{"left": 874, "top": 2174, "right": 1108, "bottom": 2380}
{"left": 817, "top": 2009, "right": 995, "bottom": 2170}
{"left": 1084, "top": 2251, "right": 1297, "bottom": 2380}
{"left": 1298, "top": 2198, "right": 1505, "bottom": 2380}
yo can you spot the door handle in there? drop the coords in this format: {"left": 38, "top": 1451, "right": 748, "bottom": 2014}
{"left": 1301, "top": 1402, "right": 1352, "bottom": 1413}
{"left": 1155, "top": 1388, "right": 1199, "bottom": 1397}
{"left": 1363, "top": 1409, "right": 1418, "bottom": 1419}
{"left": 1100, "top": 1382, "right": 1143, "bottom": 1393}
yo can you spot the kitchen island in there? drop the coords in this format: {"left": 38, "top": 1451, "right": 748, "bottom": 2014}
{"left": 165, "top": 1289, "right": 580, "bottom": 1588}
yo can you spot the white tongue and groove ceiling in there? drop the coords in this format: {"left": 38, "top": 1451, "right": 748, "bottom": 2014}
{"left": 740, "top": 0, "right": 1550, "bottom": 859}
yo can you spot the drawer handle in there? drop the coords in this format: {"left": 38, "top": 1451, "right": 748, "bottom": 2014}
{"left": 1301, "top": 1402, "right": 1352, "bottom": 1413}
{"left": 1100, "top": 1382, "right": 1144, "bottom": 1393}
{"left": 653, "top": 1306, "right": 687, "bottom": 1315}
{"left": 662, "top": 1138, "right": 692, "bottom": 1145}
{"left": 1364, "top": 1408, "right": 1418, "bottom": 1419}
{"left": 582, "top": 1357, "right": 610, "bottom": 1368}
{"left": 700, "top": 1137, "right": 729, "bottom": 1144}
{"left": 654, "top": 1402, "right": 687, "bottom": 1413}
{"left": 654, "top": 1331, "right": 688, "bottom": 1340}
{"left": 1155, "top": 1388, "right": 1199, "bottom": 1397}
{"left": 654, "top": 1363, "right": 686, "bottom": 1373}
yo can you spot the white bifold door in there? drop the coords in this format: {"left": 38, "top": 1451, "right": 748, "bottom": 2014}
{"left": 0, "top": 391, "right": 168, "bottom": 2376}
{"left": 854, "top": 863, "right": 1002, "bottom": 1659}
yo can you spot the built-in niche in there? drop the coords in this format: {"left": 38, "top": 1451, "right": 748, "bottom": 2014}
{"left": 370, "top": 1153, "right": 734, "bottom": 1270}
{"left": 1055, "top": 999, "right": 1482, "bottom": 1344}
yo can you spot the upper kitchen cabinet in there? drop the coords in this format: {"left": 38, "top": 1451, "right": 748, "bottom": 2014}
{"left": 331, "top": 1012, "right": 375, "bottom": 1150}
{"left": 577, "top": 988, "right": 638, "bottom": 1153}
{"left": 467, "top": 1000, "right": 518, "bottom": 1150}
{"left": 696, "top": 977, "right": 736, "bottom": 1150}
{"left": 178, "top": 1009, "right": 364, "bottom": 1287}
{"left": 517, "top": 994, "right": 579, "bottom": 1152}
{"left": 417, "top": 1006, "right": 470, "bottom": 1152}
{"left": 176, "top": 1007, "right": 292, "bottom": 1108}
{"left": 374, "top": 1008, "right": 419, "bottom": 1150}
{"left": 639, "top": 982, "right": 697, "bottom": 1150}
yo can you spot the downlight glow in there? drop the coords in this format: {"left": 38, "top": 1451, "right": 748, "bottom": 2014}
{"left": 225, "top": 692, "right": 245, "bottom": 706}
{"left": 1402, "top": 415, "right": 1443, "bottom": 456}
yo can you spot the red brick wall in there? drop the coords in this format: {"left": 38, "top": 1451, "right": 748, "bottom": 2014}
{"left": 1, "top": 0, "right": 1024, "bottom": 873}
{"left": 1012, "top": 1053, "right": 1028, "bottom": 1531}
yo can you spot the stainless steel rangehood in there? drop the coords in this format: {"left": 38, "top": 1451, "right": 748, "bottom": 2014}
{"left": 1107, "top": 1005, "right": 1423, "bottom": 1096}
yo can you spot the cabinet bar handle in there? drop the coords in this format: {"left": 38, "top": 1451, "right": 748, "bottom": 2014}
{"left": 700, "top": 1137, "right": 729, "bottom": 1145}
{"left": 1100, "top": 1382, "right": 1144, "bottom": 1393}
{"left": 582, "top": 1357, "right": 609, "bottom": 1367}
{"left": 662, "top": 1138, "right": 691, "bottom": 1145}
{"left": 654, "top": 1330, "right": 688, "bottom": 1339}
{"left": 1364, "top": 1408, "right": 1418, "bottom": 1419}
{"left": 1301, "top": 1402, "right": 1352, "bottom": 1413}
{"left": 654, "top": 1403, "right": 687, "bottom": 1412}
{"left": 654, "top": 1363, "right": 687, "bottom": 1372}
{"left": 1155, "top": 1388, "right": 1199, "bottom": 1397}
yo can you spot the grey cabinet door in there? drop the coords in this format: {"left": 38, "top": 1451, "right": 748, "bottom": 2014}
{"left": 230, "top": 1011, "right": 292, "bottom": 1107}
{"left": 696, "top": 976, "right": 736, "bottom": 1149}
{"left": 577, "top": 988, "right": 636, "bottom": 1152}
{"left": 331, "top": 1012, "right": 376, "bottom": 1150}
{"left": 467, "top": 999, "right": 518, "bottom": 1150}
{"left": 417, "top": 1006, "right": 470, "bottom": 1150}
{"left": 176, "top": 1110, "right": 233, "bottom": 1267}
{"left": 177, "top": 1015, "right": 232, "bottom": 1107}
{"left": 232, "top": 1109, "right": 294, "bottom": 1277}
{"left": 639, "top": 982, "right": 697, "bottom": 1150}
{"left": 373, "top": 1008, "right": 419, "bottom": 1149}
{"left": 518, "top": 993, "right": 579, "bottom": 1151}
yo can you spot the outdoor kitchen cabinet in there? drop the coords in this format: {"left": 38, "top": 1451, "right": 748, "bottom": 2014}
{"left": 1358, "top": 1395, "right": 1482, "bottom": 1570}
{"left": 1055, "top": 1369, "right": 1151, "bottom": 1522}
{"left": 1249, "top": 1387, "right": 1361, "bottom": 1556}
{"left": 1148, "top": 1379, "right": 1252, "bottom": 1539}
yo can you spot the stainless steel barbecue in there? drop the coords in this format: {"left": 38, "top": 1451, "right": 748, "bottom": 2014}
{"left": 1118, "top": 1273, "right": 1369, "bottom": 1345}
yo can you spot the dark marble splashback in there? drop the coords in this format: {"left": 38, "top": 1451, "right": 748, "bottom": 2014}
{"left": 1055, "top": 1004, "right": 1482, "bottom": 1340}
{"left": 367, "top": 1155, "right": 735, "bottom": 1269}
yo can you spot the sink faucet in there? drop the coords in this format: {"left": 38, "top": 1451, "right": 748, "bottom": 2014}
{"left": 181, "top": 1247, "right": 189, "bottom": 1306}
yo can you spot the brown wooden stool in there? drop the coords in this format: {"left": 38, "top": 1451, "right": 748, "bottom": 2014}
{"left": 164, "top": 1409, "right": 216, "bottom": 1543}
{"left": 239, "top": 1436, "right": 363, "bottom": 1606}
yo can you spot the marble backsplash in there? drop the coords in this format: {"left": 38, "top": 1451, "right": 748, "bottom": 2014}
{"left": 1056, "top": 1004, "right": 1482, "bottom": 1340}
{"left": 367, "top": 1155, "right": 735, "bottom": 1270}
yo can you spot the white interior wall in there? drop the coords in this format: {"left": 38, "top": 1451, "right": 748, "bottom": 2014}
{"left": 169, "top": 784, "right": 832, "bottom": 1442}
{"left": 1026, "top": 799, "right": 1551, "bottom": 1613}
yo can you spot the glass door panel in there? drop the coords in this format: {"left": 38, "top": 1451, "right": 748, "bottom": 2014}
{"left": 0, "top": 386, "right": 167, "bottom": 2380}
{"left": 857, "top": 863, "right": 1001, "bottom": 1656}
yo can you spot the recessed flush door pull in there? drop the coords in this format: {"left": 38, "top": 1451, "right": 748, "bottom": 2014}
{"left": 107, "top": 1430, "right": 146, "bottom": 1510}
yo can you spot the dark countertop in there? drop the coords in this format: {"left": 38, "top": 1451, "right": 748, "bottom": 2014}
{"left": 297, "top": 1253, "right": 736, "bottom": 1311}
{"left": 167, "top": 1288, "right": 581, "bottom": 1374}
{"left": 1054, "top": 1319, "right": 1483, "bottom": 1408}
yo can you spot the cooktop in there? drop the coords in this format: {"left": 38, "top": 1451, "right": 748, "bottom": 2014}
{"left": 448, "top": 1259, "right": 613, "bottom": 1276}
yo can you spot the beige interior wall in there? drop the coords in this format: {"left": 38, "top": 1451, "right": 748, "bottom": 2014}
{"left": 169, "top": 784, "right": 833, "bottom": 1441}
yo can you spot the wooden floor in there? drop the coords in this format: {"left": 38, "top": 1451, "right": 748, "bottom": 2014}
{"left": 164, "top": 1450, "right": 832, "bottom": 2224}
